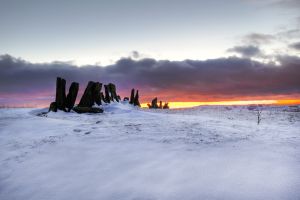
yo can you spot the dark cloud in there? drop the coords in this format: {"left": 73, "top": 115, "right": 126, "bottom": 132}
{"left": 130, "top": 51, "right": 140, "bottom": 59}
{"left": 1, "top": 54, "right": 300, "bottom": 105}
{"left": 277, "top": 29, "right": 300, "bottom": 40}
{"left": 242, "top": 33, "right": 275, "bottom": 45}
{"left": 276, "top": 0, "right": 300, "bottom": 8}
{"left": 289, "top": 42, "right": 300, "bottom": 50}
{"left": 249, "top": 0, "right": 300, "bottom": 8}
{"left": 227, "top": 45, "right": 262, "bottom": 58}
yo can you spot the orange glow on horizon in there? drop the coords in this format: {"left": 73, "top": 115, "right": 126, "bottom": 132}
{"left": 141, "top": 99, "right": 300, "bottom": 109}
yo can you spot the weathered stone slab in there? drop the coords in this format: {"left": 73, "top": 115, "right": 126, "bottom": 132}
{"left": 94, "top": 82, "right": 102, "bottom": 105}
{"left": 104, "top": 85, "right": 111, "bottom": 103}
{"left": 55, "top": 77, "right": 66, "bottom": 110}
{"left": 66, "top": 82, "right": 79, "bottom": 112}
{"left": 133, "top": 90, "right": 141, "bottom": 107}
{"left": 78, "top": 81, "right": 96, "bottom": 107}
{"left": 129, "top": 88, "right": 135, "bottom": 104}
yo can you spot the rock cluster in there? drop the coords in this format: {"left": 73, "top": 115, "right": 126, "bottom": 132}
{"left": 129, "top": 88, "right": 141, "bottom": 107}
{"left": 49, "top": 77, "right": 141, "bottom": 114}
{"left": 49, "top": 77, "right": 79, "bottom": 112}
{"left": 147, "top": 97, "right": 169, "bottom": 109}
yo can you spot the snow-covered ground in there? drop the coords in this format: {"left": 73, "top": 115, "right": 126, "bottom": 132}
{"left": 0, "top": 103, "right": 300, "bottom": 200}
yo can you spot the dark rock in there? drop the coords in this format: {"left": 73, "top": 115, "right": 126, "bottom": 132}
{"left": 66, "top": 82, "right": 79, "bottom": 112}
{"left": 78, "top": 81, "right": 96, "bottom": 107}
{"left": 55, "top": 77, "right": 67, "bottom": 110}
{"left": 100, "top": 92, "right": 105, "bottom": 103}
{"left": 104, "top": 85, "right": 111, "bottom": 103}
{"left": 129, "top": 88, "right": 135, "bottom": 104}
{"left": 159, "top": 101, "right": 163, "bottom": 109}
{"left": 151, "top": 97, "right": 158, "bottom": 108}
{"left": 73, "top": 106, "right": 104, "bottom": 114}
{"left": 94, "top": 82, "right": 102, "bottom": 105}
{"left": 108, "top": 83, "right": 119, "bottom": 102}
{"left": 49, "top": 102, "right": 58, "bottom": 112}
{"left": 163, "top": 102, "right": 169, "bottom": 109}
{"left": 133, "top": 90, "right": 141, "bottom": 107}
{"left": 123, "top": 97, "right": 129, "bottom": 101}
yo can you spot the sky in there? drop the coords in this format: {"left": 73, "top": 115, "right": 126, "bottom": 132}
{"left": 0, "top": 0, "right": 300, "bottom": 107}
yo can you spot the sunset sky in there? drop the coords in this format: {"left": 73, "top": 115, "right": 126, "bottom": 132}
{"left": 0, "top": 0, "right": 300, "bottom": 107}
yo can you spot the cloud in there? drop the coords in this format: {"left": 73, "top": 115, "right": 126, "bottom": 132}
{"left": 130, "top": 51, "right": 140, "bottom": 59}
{"left": 275, "top": 0, "right": 300, "bottom": 8}
{"left": 0, "top": 54, "right": 300, "bottom": 105}
{"left": 242, "top": 33, "right": 275, "bottom": 45}
{"left": 289, "top": 42, "right": 300, "bottom": 50}
{"left": 244, "top": 0, "right": 300, "bottom": 8}
{"left": 227, "top": 45, "right": 262, "bottom": 58}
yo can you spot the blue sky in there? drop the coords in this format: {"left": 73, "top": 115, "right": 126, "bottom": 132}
{"left": 0, "top": 0, "right": 299, "bottom": 65}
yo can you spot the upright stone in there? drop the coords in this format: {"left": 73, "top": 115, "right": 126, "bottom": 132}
{"left": 129, "top": 88, "right": 135, "bottom": 104}
{"left": 108, "top": 83, "right": 119, "bottom": 102}
{"left": 159, "top": 101, "right": 163, "bottom": 109}
{"left": 66, "top": 82, "right": 79, "bottom": 112}
{"left": 133, "top": 90, "right": 141, "bottom": 107}
{"left": 151, "top": 97, "right": 158, "bottom": 108}
{"left": 100, "top": 92, "right": 105, "bottom": 103}
{"left": 94, "top": 82, "right": 102, "bottom": 105}
{"left": 55, "top": 77, "right": 66, "bottom": 110}
{"left": 78, "top": 81, "right": 96, "bottom": 107}
{"left": 104, "top": 85, "right": 111, "bottom": 103}
{"left": 163, "top": 102, "right": 169, "bottom": 109}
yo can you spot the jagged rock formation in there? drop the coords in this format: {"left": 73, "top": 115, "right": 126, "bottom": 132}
{"left": 163, "top": 102, "right": 169, "bottom": 109}
{"left": 55, "top": 77, "right": 67, "bottom": 110}
{"left": 94, "top": 82, "right": 102, "bottom": 106}
{"left": 75, "top": 81, "right": 105, "bottom": 113}
{"left": 129, "top": 89, "right": 135, "bottom": 104}
{"left": 104, "top": 85, "right": 111, "bottom": 103}
{"left": 75, "top": 81, "right": 120, "bottom": 113}
{"left": 66, "top": 82, "right": 79, "bottom": 112}
{"left": 148, "top": 97, "right": 169, "bottom": 109}
{"left": 49, "top": 77, "right": 142, "bottom": 114}
{"left": 50, "top": 77, "right": 79, "bottom": 112}
{"left": 108, "top": 83, "right": 119, "bottom": 102}
{"left": 159, "top": 101, "right": 163, "bottom": 109}
{"left": 133, "top": 90, "right": 140, "bottom": 106}
{"left": 129, "top": 88, "right": 140, "bottom": 107}
{"left": 78, "top": 81, "right": 97, "bottom": 107}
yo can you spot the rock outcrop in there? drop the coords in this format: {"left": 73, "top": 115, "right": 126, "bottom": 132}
{"left": 49, "top": 77, "right": 143, "bottom": 114}
{"left": 66, "top": 82, "right": 79, "bottom": 112}
{"left": 133, "top": 90, "right": 140, "bottom": 106}
{"left": 129, "top": 89, "right": 135, "bottom": 104}
{"left": 55, "top": 77, "right": 67, "bottom": 111}
{"left": 148, "top": 97, "right": 169, "bottom": 109}
{"left": 78, "top": 81, "right": 97, "bottom": 107}
{"left": 129, "top": 88, "right": 140, "bottom": 107}
{"left": 50, "top": 77, "right": 79, "bottom": 112}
